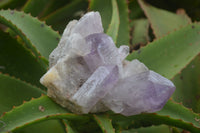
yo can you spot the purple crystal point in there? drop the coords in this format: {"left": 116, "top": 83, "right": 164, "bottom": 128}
{"left": 122, "top": 59, "right": 148, "bottom": 78}
{"left": 103, "top": 70, "right": 175, "bottom": 116}
{"left": 118, "top": 45, "right": 129, "bottom": 61}
{"left": 71, "top": 65, "right": 119, "bottom": 113}
{"left": 83, "top": 33, "right": 120, "bottom": 72}
{"left": 49, "top": 12, "right": 103, "bottom": 67}
{"left": 72, "top": 12, "right": 103, "bottom": 38}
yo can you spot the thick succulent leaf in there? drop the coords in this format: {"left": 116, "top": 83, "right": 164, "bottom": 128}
{"left": 39, "top": 0, "right": 71, "bottom": 18}
{"left": 138, "top": 0, "right": 191, "bottom": 38}
{"left": 2, "top": 96, "right": 200, "bottom": 132}
{"left": 142, "top": 0, "right": 200, "bottom": 21}
{"left": 0, "top": 0, "right": 26, "bottom": 9}
{"left": 66, "top": 125, "right": 77, "bottom": 133}
{"left": 131, "top": 19, "right": 149, "bottom": 47}
{"left": 23, "top": 0, "right": 51, "bottom": 17}
{"left": 0, "top": 9, "right": 60, "bottom": 60}
{"left": 0, "top": 31, "right": 66, "bottom": 132}
{"left": 116, "top": 0, "right": 129, "bottom": 47}
{"left": 172, "top": 55, "right": 200, "bottom": 112}
{"left": 64, "top": 119, "right": 99, "bottom": 133}
{"left": 89, "top": 0, "right": 112, "bottom": 32}
{"left": 127, "top": 23, "right": 200, "bottom": 79}
{"left": 158, "top": 100, "right": 200, "bottom": 132}
{"left": 43, "top": 0, "right": 87, "bottom": 25}
{"left": 0, "top": 74, "right": 66, "bottom": 133}
{"left": 64, "top": 120, "right": 78, "bottom": 133}
{"left": 93, "top": 115, "right": 115, "bottom": 133}
{"left": 0, "top": 96, "right": 88, "bottom": 132}
{"left": 0, "top": 73, "right": 44, "bottom": 115}
{"left": 171, "top": 127, "right": 182, "bottom": 133}
{"left": 110, "top": 100, "right": 200, "bottom": 133}
{"left": 47, "top": 20, "right": 68, "bottom": 34}
{"left": 90, "top": 0, "right": 121, "bottom": 44}
{"left": 0, "top": 0, "right": 10, "bottom": 8}
{"left": 43, "top": 0, "right": 88, "bottom": 33}
{"left": 176, "top": 8, "right": 192, "bottom": 23}
{"left": 105, "top": 0, "right": 119, "bottom": 43}
{"left": 128, "top": 0, "right": 144, "bottom": 19}
{"left": 0, "top": 30, "right": 46, "bottom": 88}
{"left": 122, "top": 125, "right": 171, "bottom": 133}
{"left": 13, "top": 120, "right": 67, "bottom": 133}
{"left": 66, "top": 118, "right": 101, "bottom": 133}
{"left": 89, "top": 0, "right": 120, "bottom": 43}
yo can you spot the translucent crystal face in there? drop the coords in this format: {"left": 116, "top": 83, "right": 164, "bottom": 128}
{"left": 103, "top": 70, "right": 175, "bottom": 116}
{"left": 83, "top": 33, "right": 121, "bottom": 72}
{"left": 71, "top": 65, "right": 119, "bottom": 113}
{"left": 40, "top": 11, "right": 176, "bottom": 116}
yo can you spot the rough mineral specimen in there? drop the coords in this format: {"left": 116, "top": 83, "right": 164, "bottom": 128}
{"left": 40, "top": 11, "right": 176, "bottom": 116}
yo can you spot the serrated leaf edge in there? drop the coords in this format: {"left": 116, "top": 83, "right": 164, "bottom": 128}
{"left": 0, "top": 9, "right": 60, "bottom": 68}
{"left": 138, "top": 0, "right": 192, "bottom": 38}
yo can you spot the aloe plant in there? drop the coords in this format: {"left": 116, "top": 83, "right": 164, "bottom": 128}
{"left": 0, "top": 0, "right": 200, "bottom": 132}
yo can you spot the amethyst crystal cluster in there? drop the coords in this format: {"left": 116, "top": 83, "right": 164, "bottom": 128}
{"left": 40, "top": 12, "right": 175, "bottom": 116}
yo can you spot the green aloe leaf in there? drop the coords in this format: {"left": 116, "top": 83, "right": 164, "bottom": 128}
{"left": 127, "top": 23, "right": 200, "bottom": 79}
{"left": 66, "top": 117, "right": 101, "bottom": 133}
{"left": 115, "top": 0, "right": 129, "bottom": 47}
{"left": 64, "top": 120, "right": 78, "bottom": 133}
{"left": 0, "top": 30, "right": 45, "bottom": 88}
{"left": 158, "top": 100, "right": 200, "bottom": 132}
{"left": 138, "top": 0, "right": 191, "bottom": 38}
{"left": 43, "top": 0, "right": 87, "bottom": 25}
{"left": 105, "top": 0, "right": 119, "bottom": 43}
{"left": 0, "top": 96, "right": 88, "bottom": 132}
{"left": 0, "top": 26, "right": 67, "bottom": 133}
{"left": 122, "top": 125, "right": 171, "bottom": 133}
{"left": 0, "top": 0, "right": 26, "bottom": 9}
{"left": 110, "top": 100, "right": 200, "bottom": 133}
{"left": 23, "top": 0, "right": 51, "bottom": 17}
{"left": 128, "top": 0, "right": 144, "bottom": 20}
{"left": 93, "top": 115, "right": 115, "bottom": 133}
{"left": 0, "top": 0, "right": 11, "bottom": 8}
{"left": 89, "top": 0, "right": 120, "bottom": 43}
{"left": 131, "top": 19, "right": 149, "bottom": 47}
{"left": 172, "top": 55, "right": 200, "bottom": 112}
{"left": 176, "top": 8, "right": 192, "bottom": 23}
{"left": 90, "top": 0, "right": 129, "bottom": 46}
{"left": 0, "top": 73, "right": 67, "bottom": 133}
{"left": 0, "top": 73, "right": 44, "bottom": 115}
{"left": 2, "top": 96, "right": 200, "bottom": 132}
{"left": 39, "top": 0, "right": 71, "bottom": 18}
{"left": 89, "top": 0, "right": 112, "bottom": 32}
{"left": 66, "top": 125, "right": 77, "bottom": 133}
{"left": 13, "top": 120, "right": 67, "bottom": 133}
{"left": 0, "top": 9, "right": 60, "bottom": 60}
{"left": 43, "top": 0, "right": 88, "bottom": 33}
